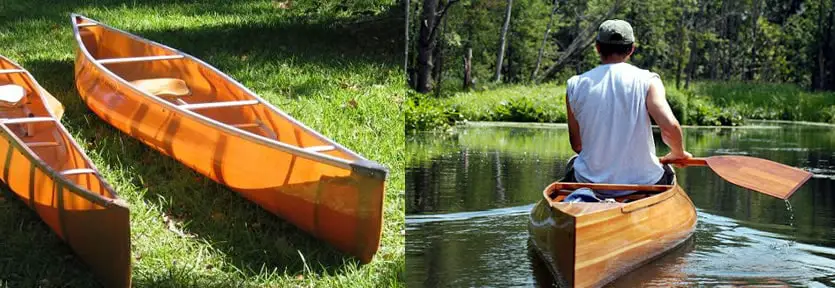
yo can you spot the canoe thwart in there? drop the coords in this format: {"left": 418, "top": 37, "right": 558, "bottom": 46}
{"left": 25, "top": 141, "right": 60, "bottom": 148}
{"left": 96, "top": 55, "right": 184, "bottom": 65}
{"left": 0, "top": 117, "right": 55, "bottom": 125}
{"left": 76, "top": 22, "right": 98, "bottom": 27}
{"left": 304, "top": 145, "right": 336, "bottom": 153}
{"left": 231, "top": 123, "right": 260, "bottom": 128}
{"left": 0, "top": 69, "right": 26, "bottom": 75}
{"left": 179, "top": 100, "right": 259, "bottom": 110}
{"left": 60, "top": 168, "right": 97, "bottom": 176}
{"left": 0, "top": 84, "right": 25, "bottom": 107}
{"left": 130, "top": 78, "right": 191, "bottom": 97}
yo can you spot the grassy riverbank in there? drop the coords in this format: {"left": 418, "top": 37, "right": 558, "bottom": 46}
{"left": 406, "top": 81, "right": 835, "bottom": 132}
{"left": 0, "top": 1, "right": 404, "bottom": 287}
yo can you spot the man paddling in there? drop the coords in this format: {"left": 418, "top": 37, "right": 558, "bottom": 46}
{"left": 562, "top": 19, "right": 692, "bottom": 201}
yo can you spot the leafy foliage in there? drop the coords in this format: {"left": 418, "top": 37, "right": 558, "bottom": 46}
{"left": 409, "top": 0, "right": 835, "bottom": 92}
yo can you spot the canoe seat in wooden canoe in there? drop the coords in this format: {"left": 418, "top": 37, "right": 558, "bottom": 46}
{"left": 130, "top": 78, "right": 191, "bottom": 97}
{"left": 0, "top": 84, "right": 26, "bottom": 108}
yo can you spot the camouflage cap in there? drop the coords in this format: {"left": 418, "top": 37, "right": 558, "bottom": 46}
{"left": 597, "top": 19, "right": 635, "bottom": 45}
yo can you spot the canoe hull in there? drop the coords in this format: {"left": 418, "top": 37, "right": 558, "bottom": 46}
{"left": 528, "top": 185, "right": 696, "bottom": 287}
{"left": 72, "top": 15, "right": 385, "bottom": 262}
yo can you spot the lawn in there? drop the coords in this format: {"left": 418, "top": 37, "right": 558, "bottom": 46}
{"left": 0, "top": 1, "right": 404, "bottom": 287}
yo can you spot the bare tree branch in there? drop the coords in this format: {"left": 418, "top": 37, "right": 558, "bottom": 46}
{"left": 537, "top": 0, "right": 625, "bottom": 83}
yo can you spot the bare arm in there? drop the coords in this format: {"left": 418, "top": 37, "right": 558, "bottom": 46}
{"left": 566, "top": 93, "right": 582, "bottom": 154}
{"left": 646, "top": 78, "right": 691, "bottom": 161}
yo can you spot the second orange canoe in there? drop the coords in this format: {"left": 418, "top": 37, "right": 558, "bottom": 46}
{"left": 0, "top": 55, "right": 130, "bottom": 287}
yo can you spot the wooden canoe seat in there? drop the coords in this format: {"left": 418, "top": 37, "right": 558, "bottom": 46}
{"left": 130, "top": 78, "right": 191, "bottom": 97}
{"left": 0, "top": 84, "right": 26, "bottom": 108}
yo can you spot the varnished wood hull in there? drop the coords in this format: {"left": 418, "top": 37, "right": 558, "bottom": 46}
{"left": 70, "top": 14, "right": 386, "bottom": 262}
{"left": 528, "top": 183, "right": 697, "bottom": 287}
{"left": 0, "top": 56, "right": 130, "bottom": 287}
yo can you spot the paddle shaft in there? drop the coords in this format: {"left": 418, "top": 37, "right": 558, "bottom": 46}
{"left": 661, "top": 157, "right": 707, "bottom": 166}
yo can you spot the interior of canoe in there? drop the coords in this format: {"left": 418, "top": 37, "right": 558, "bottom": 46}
{"left": 0, "top": 58, "right": 114, "bottom": 205}
{"left": 546, "top": 183, "right": 668, "bottom": 204}
{"left": 73, "top": 16, "right": 353, "bottom": 161}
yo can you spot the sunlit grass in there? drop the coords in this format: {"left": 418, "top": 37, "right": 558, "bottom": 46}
{"left": 0, "top": 1, "right": 404, "bottom": 287}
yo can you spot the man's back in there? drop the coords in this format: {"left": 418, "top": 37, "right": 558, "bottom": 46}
{"left": 566, "top": 62, "right": 663, "bottom": 195}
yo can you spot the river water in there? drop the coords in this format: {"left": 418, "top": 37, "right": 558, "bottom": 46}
{"left": 405, "top": 122, "right": 835, "bottom": 287}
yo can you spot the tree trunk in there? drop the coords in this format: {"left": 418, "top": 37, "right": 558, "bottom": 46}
{"left": 814, "top": 0, "right": 824, "bottom": 90}
{"left": 434, "top": 15, "right": 448, "bottom": 97}
{"left": 415, "top": 0, "right": 459, "bottom": 94}
{"left": 825, "top": 4, "right": 835, "bottom": 90}
{"left": 463, "top": 47, "right": 472, "bottom": 90}
{"left": 685, "top": 1, "right": 706, "bottom": 89}
{"left": 674, "top": 0, "right": 686, "bottom": 89}
{"left": 532, "top": 1, "right": 559, "bottom": 81}
{"left": 416, "top": 0, "right": 438, "bottom": 93}
{"left": 746, "top": 0, "right": 761, "bottom": 81}
{"left": 721, "top": 0, "right": 731, "bottom": 80}
{"left": 494, "top": 0, "right": 513, "bottom": 82}
{"left": 405, "top": 0, "right": 410, "bottom": 78}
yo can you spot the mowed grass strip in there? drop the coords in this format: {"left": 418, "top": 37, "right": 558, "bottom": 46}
{"left": 0, "top": 1, "right": 404, "bottom": 287}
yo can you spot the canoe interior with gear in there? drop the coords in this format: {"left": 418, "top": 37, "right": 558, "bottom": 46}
{"left": 71, "top": 14, "right": 387, "bottom": 263}
{"left": 529, "top": 181, "right": 697, "bottom": 288}
{"left": 0, "top": 56, "right": 130, "bottom": 288}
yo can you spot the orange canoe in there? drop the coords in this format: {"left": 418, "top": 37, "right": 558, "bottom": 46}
{"left": 0, "top": 56, "right": 130, "bottom": 287}
{"left": 528, "top": 181, "right": 696, "bottom": 287}
{"left": 70, "top": 14, "right": 387, "bottom": 263}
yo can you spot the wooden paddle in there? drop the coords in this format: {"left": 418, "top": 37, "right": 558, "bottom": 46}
{"left": 661, "top": 156, "right": 812, "bottom": 200}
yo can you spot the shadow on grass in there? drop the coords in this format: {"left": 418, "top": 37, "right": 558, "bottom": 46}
{"left": 0, "top": 184, "right": 100, "bottom": 287}
{"left": 23, "top": 56, "right": 358, "bottom": 284}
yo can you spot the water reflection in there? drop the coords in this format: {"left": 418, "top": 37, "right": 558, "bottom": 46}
{"left": 406, "top": 122, "right": 835, "bottom": 287}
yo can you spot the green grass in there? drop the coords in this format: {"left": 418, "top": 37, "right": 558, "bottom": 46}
{"left": 0, "top": 1, "right": 404, "bottom": 287}
{"left": 405, "top": 85, "right": 566, "bottom": 132}
{"left": 693, "top": 81, "right": 835, "bottom": 124}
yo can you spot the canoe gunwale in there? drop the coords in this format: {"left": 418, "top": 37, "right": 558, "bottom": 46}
{"left": 69, "top": 13, "right": 388, "bottom": 180}
{"left": 0, "top": 55, "right": 124, "bottom": 209}
{"left": 543, "top": 181, "right": 684, "bottom": 216}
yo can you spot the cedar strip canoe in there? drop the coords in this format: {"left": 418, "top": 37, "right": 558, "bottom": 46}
{"left": 70, "top": 14, "right": 387, "bottom": 262}
{"left": 528, "top": 181, "right": 696, "bottom": 287}
{"left": 0, "top": 56, "right": 130, "bottom": 287}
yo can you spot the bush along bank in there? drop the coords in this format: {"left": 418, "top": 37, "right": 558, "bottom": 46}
{"left": 406, "top": 83, "right": 747, "bottom": 132}
{"left": 692, "top": 82, "right": 835, "bottom": 124}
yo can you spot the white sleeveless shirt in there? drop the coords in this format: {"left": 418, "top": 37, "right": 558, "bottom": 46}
{"left": 566, "top": 63, "right": 664, "bottom": 196}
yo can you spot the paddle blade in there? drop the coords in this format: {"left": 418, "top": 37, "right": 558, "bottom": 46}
{"left": 705, "top": 156, "right": 812, "bottom": 200}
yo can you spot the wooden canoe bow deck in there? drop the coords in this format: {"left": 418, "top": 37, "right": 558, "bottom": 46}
{"left": 0, "top": 56, "right": 131, "bottom": 287}
{"left": 70, "top": 14, "right": 388, "bottom": 265}
{"left": 529, "top": 181, "right": 697, "bottom": 287}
